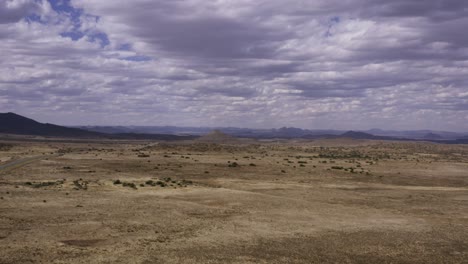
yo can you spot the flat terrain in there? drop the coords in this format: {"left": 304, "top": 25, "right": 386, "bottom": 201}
{"left": 1, "top": 138, "right": 468, "bottom": 263}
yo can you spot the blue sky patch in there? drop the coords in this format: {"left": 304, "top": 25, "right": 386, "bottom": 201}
{"left": 121, "top": 55, "right": 152, "bottom": 62}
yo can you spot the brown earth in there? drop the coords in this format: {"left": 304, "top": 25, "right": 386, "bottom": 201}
{"left": 0, "top": 139, "right": 467, "bottom": 263}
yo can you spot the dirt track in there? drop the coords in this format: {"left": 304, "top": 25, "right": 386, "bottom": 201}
{"left": 0, "top": 155, "right": 60, "bottom": 171}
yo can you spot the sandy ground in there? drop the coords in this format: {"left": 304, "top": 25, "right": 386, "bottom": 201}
{"left": 0, "top": 139, "right": 468, "bottom": 263}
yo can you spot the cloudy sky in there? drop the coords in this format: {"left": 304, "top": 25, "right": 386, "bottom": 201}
{"left": 1, "top": 0, "right": 468, "bottom": 131}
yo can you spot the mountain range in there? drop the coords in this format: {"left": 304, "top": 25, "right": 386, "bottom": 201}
{"left": 1, "top": 112, "right": 467, "bottom": 144}
{"left": 75, "top": 124, "right": 468, "bottom": 141}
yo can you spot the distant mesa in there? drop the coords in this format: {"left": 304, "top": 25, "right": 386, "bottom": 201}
{"left": 197, "top": 130, "right": 238, "bottom": 143}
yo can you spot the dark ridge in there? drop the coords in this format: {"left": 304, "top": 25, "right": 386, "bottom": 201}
{"left": 302, "top": 131, "right": 392, "bottom": 140}
{"left": 111, "top": 133, "right": 198, "bottom": 141}
{"left": 0, "top": 112, "right": 102, "bottom": 138}
{"left": 423, "top": 133, "right": 443, "bottom": 140}
{"left": 301, "top": 134, "right": 340, "bottom": 140}
{"left": 340, "top": 131, "right": 378, "bottom": 139}
{"left": 0, "top": 112, "right": 196, "bottom": 140}
{"left": 302, "top": 130, "right": 468, "bottom": 144}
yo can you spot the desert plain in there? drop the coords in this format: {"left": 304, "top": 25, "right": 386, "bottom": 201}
{"left": 0, "top": 137, "right": 468, "bottom": 263}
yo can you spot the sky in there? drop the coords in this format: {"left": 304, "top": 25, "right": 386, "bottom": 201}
{"left": 1, "top": 0, "right": 468, "bottom": 131}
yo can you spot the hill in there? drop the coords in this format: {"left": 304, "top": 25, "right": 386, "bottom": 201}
{"left": 0, "top": 112, "right": 197, "bottom": 140}
{"left": 340, "top": 131, "right": 380, "bottom": 139}
{"left": 0, "top": 112, "right": 102, "bottom": 138}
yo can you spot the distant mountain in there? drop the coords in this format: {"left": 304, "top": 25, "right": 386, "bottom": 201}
{"left": 76, "top": 125, "right": 468, "bottom": 141}
{"left": 6, "top": 112, "right": 464, "bottom": 143}
{"left": 110, "top": 133, "right": 198, "bottom": 141}
{"left": 364, "top": 129, "right": 465, "bottom": 140}
{"left": 423, "top": 133, "right": 443, "bottom": 140}
{"left": 341, "top": 131, "right": 378, "bottom": 139}
{"left": 0, "top": 112, "right": 102, "bottom": 138}
{"left": 274, "top": 127, "right": 308, "bottom": 137}
{"left": 78, "top": 125, "right": 346, "bottom": 139}
{"left": 75, "top": 126, "right": 132, "bottom": 134}
{"left": 0, "top": 113, "right": 197, "bottom": 140}
{"left": 76, "top": 125, "right": 215, "bottom": 135}
{"left": 302, "top": 131, "right": 396, "bottom": 140}
{"left": 301, "top": 133, "right": 339, "bottom": 140}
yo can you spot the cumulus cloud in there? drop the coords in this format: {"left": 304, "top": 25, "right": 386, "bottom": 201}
{"left": 0, "top": 0, "right": 40, "bottom": 24}
{"left": 0, "top": 0, "right": 467, "bottom": 131}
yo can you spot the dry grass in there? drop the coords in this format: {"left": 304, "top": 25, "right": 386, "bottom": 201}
{"left": 0, "top": 139, "right": 467, "bottom": 263}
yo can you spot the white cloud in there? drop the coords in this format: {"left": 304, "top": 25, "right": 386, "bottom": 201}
{"left": 0, "top": 0, "right": 467, "bottom": 131}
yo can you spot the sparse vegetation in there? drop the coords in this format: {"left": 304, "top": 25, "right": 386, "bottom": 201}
{"left": 0, "top": 143, "right": 13, "bottom": 151}
{"left": 122, "top": 182, "right": 137, "bottom": 189}
{"left": 25, "top": 180, "right": 64, "bottom": 188}
{"left": 1, "top": 138, "right": 468, "bottom": 263}
{"left": 73, "top": 179, "right": 88, "bottom": 190}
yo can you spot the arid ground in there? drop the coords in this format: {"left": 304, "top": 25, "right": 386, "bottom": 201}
{"left": 1, "top": 138, "right": 468, "bottom": 263}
